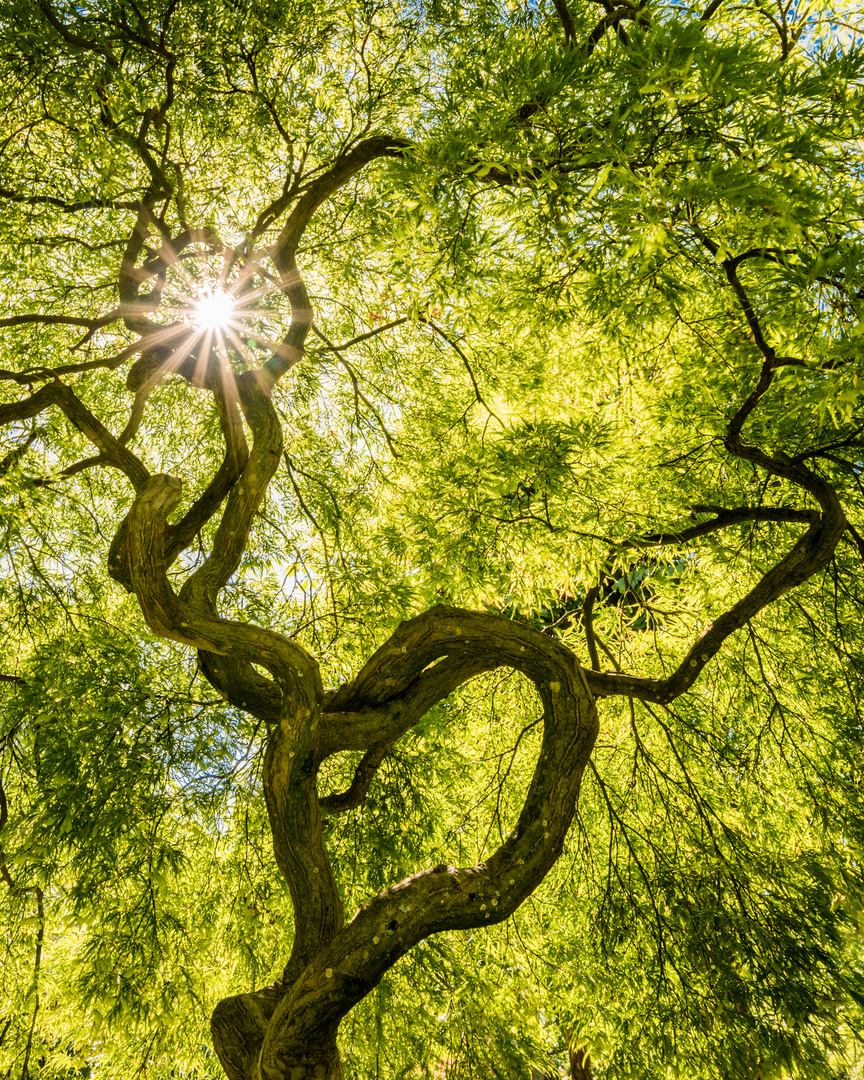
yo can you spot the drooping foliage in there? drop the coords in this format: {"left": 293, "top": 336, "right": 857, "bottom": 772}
{"left": 1, "top": 0, "right": 864, "bottom": 1077}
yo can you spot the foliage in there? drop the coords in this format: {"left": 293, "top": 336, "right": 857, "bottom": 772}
{"left": 1, "top": 0, "right": 864, "bottom": 1076}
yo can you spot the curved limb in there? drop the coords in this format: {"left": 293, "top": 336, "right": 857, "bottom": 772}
{"left": 177, "top": 372, "right": 281, "bottom": 609}
{"left": 0, "top": 382, "right": 149, "bottom": 492}
{"left": 583, "top": 490, "right": 844, "bottom": 703}
{"left": 318, "top": 742, "right": 394, "bottom": 815}
{"left": 582, "top": 243, "right": 848, "bottom": 704}
{"left": 120, "top": 472, "right": 318, "bottom": 697}
{"left": 197, "top": 650, "right": 283, "bottom": 724}
{"left": 114, "top": 369, "right": 344, "bottom": 1025}
{"left": 122, "top": 467, "right": 341, "bottom": 988}
{"left": 211, "top": 607, "right": 598, "bottom": 1080}
{"left": 251, "top": 606, "right": 598, "bottom": 1079}
{"left": 164, "top": 368, "right": 250, "bottom": 565}
{"left": 211, "top": 984, "right": 287, "bottom": 1080}
{"left": 265, "top": 136, "right": 411, "bottom": 384}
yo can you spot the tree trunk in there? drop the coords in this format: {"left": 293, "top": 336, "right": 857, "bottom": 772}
{"left": 199, "top": 605, "right": 599, "bottom": 1080}
{"left": 569, "top": 1046, "right": 594, "bottom": 1080}
{"left": 211, "top": 986, "right": 343, "bottom": 1080}
{"left": 261, "top": 1045, "right": 342, "bottom": 1080}
{"left": 108, "top": 535, "right": 599, "bottom": 1080}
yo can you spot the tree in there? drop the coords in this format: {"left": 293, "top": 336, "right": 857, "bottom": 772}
{"left": 1, "top": 0, "right": 864, "bottom": 1077}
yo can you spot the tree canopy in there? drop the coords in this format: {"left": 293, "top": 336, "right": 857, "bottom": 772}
{"left": 1, "top": 0, "right": 864, "bottom": 1077}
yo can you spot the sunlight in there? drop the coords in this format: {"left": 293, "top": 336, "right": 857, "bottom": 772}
{"left": 193, "top": 288, "right": 235, "bottom": 332}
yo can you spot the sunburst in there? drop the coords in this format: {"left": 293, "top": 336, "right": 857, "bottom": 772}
{"left": 142, "top": 242, "right": 298, "bottom": 389}
{"left": 193, "top": 288, "right": 236, "bottom": 332}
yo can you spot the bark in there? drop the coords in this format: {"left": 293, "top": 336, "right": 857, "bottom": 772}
{"left": 100, "top": 349, "right": 599, "bottom": 1079}
{"left": 204, "top": 606, "right": 599, "bottom": 1080}
{"left": 569, "top": 1046, "right": 594, "bottom": 1080}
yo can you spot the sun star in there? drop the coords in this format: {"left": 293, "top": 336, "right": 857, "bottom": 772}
{"left": 194, "top": 288, "right": 235, "bottom": 332}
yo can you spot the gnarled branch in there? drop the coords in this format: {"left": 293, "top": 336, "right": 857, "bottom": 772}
{"left": 0, "top": 382, "right": 148, "bottom": 491}
{"left": 266, "top": 136, "right": 411, "bottom": 383}
{"left": 253, "top": 605, "right": 598, "bottom": 1078}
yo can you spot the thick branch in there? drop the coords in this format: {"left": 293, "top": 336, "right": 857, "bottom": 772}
{"left": 120, "top": 469, "right": 319, "bottom": 696}
{"left": 118, "top": 207, "right": 166, "bottom": 335}
{"left": 551, "top": 0, "right": 578, "bottom": 46}
{"left": 255, "top": 606, "right": 598, "bottom": 1078}
{"left": 585, "top": 491, "right": 844, "bottom": 703}
{"left": 263, "top": 705, "right": 344, "bottom": 991}
{"left": 0, "top": 382, "right": 148, "bottom": 491}
{"left": 0, "top": 314, "right": 105, "bottom": 330}
{"left": 700, "top": 0, "right": 725, "bottom": 19}
{"left": 582, "top": 585, "right": 602, "bottom": 670}
{"left": 109, "top": 370, "right": 300, "bottom": 869}
{"left": 581, "top": 235, "right": 849, "bottom": 703}
{"left": 0, "top": 324, "right": 189, "bottom": 386}
{"left": 164, "top": 370, "right": 250, "bottom": 564}
{"left": 178, "top": 372, "right": 281, "bottom": 609}
{"left": 582, "top": 6, "right": 638, "bottom": 56}
{"left": 0, "top": 773, "right": 16, "bottom": 893}
{"left": 197, "top": 650, "right": 282, "bottom": 722}
{"left": 321, "top": 652, "right": 494, "bottom": 756}
{"left": 214, "top": 609, "right": 597, "bottom": 1079}
{"left": 635, "top": 504, "right": 820, "bottom": 548}
{"left": 318, "top": 742, "right": 394, "bottom": 815}
{"left": 265, "top": 136, "right": 410, "bottom": 383}
{"left": 0, "top": 188, "right": 138, "bottom": 213}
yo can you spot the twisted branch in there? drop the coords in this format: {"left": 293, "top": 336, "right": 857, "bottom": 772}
{"left": 265, "top": 136, "right": 411, "bottom": 383}
{"left": 0, "top": 382, "right": 148, "bottom": 491}
{"left": 216, "top": 605, "right": 598, "bottom": 1080}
